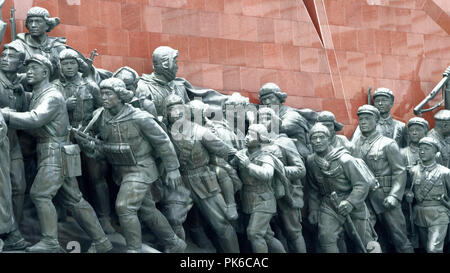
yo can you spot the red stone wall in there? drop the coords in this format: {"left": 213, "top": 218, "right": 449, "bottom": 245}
{"left": 1, "top": 0, "right": 449, "bottom": 137}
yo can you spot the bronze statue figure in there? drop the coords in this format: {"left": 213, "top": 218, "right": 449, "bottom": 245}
{"left": 1, "top": 55, "right": 112, "bottom": 253}
{"left": 405, "top": 137, "right": 450, "bottom": 252}
{"left": 75, "top": 78, "right": 185, "bottom": 253}
{"left": 352, "top": 105, "right": 413, "bottom": 253}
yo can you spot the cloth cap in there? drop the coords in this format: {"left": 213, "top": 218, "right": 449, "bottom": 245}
{"left": 24, "top": 54, "right": 53, "bottom": 74}
{"left": 418, "top": 137, "right": 440, "bottom": 151}
{"left": 373, "top": 87, "right": 394, "bottom": 100}
{"left": 309, "top": 123, "right": 331, "bottom": 139}
{"left": 357, "top": 104, "right": 380, "bottom": 119}
{"left": 434, "top": 109, "right": 450, "bottom": 121}
{"left": 317, "top": 111, "right": 344, "bottom": 132}
{"left": 407, "top": 117, "right": 429, "bottom": 131}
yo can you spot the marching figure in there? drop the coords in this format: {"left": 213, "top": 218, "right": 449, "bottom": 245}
{"left": 405, "top": 137, "right": 450, "bottom": 253}
{"left": 307, "top": 123, "right": 379, "bottom": 253}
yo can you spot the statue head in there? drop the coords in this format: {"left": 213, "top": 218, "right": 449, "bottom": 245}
{"left": 164, "top": 94, "right": 186, "bottom": 124}
{"left": 113, "top": 66, "right": 140, "bottom": 92}
{"left": 317, "top": 111, "right": 344, "bottom": 138}
{"left": 152, "top": 46, "right": 179, "bottom": 82}
{"left": 357, "top": 104, "right": 380, "bottom": 135}
{"left": 372, "top": 87, "right": 394, "bottom": 116}
{"left": 434, "top": 109, "right": 450, "bottom": 137}
{"left": 25, "top": 7, "right": 60, "bottom": 35}
{"left": 24, "top": 54, "right": 53, "bottom": 85}
{"left": 58, "top": 48, "right": 87, "bottom": 79}
{"left": 418, "top": 137, "right": 439, "bottom": 163}
{"left": 1, "top": 44, "right": 25, "bottom": 73}
{"left": 259, "top": 83, "right": 287, "bottom": 106}
{"left": 407, "top": 117, "right": 429, "bottom": 144}
{"left": 309, "top": 123, "right": 331, "bottom": 154}
{"left": 257, "top": 107, "right": 282, "bottom": 135}
{"left": 99, "top": 78, "right": 134, "bottom": 110}
{"left": 246, "top": 124, "right": 270, "bottom": 148}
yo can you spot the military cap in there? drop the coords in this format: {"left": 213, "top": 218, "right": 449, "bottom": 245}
{"left": 164, "top": 94, "right": 184, "bottom": 109}
{"left": 309, "top": 123, "right": 331, "bottom": 139}
{"left": 434, "top": 109, "right": 450, "bottom": 121}
{"left": 373, "top": 87, "right": 394, "bottom": 100}
{"left": 317, "top": 111, "right": 344, "bottom": 132}
{"left": 407, "top": 117, "right": 429, "bottom": 131}
{"left": 357, "top": 104, "right": 380, "bottom": 119}
{"left": 258, "top": 82, "right": 287, "bottom": 103}
{"left": 418, "top": 137, "right": 440, "bottom": 151}
{"left": 24, "top": 54, "right": 53, "bottom": 74}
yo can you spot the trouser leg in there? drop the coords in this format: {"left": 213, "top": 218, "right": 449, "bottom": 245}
{"left": 426, "top": 225, "right": 448, "bottom": 253}
{"left": 115, "top": 181, "right": 149, "bottom": 252}
{"left": 10, "top": 158, "right": 26, "bottom": 226}
{"left": 381, "top": 207, "right": 414, "bottom": 253}
{"left": 59, "top": 177, "right": 107, "bottom": 243}
{"left": 194, "top": 193, "right": 239, "bottom": 253}
{"left": 265, "top": 226, "right": 286, "bottom": 253}
{"left": 139, "top": 187, "right": 179, "bottom": 245}
{"left": 318, "top": 211, "right": 343, "bottom": 253}
{"left": 278, "top": 199, "right": 306, "bottom": 253}
{"left": 246, "top": 212, "right": 273, "bottom": 253}
{"left": 29, "top": 165, "right": 64, "bottom": 241}
{"left": 84, "top": 156, "right": 111, "bottom": 218}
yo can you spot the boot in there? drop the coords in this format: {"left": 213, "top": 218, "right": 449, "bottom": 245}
{"left": 87, "top": 237, "right": 113, "bottom": 253}
{"left": 25, "top": 238, "right": 62, "bottom": 253}
{"left": 99, "top": 216, "right": 116, "bottom": 234}
{"left": 165, "top": 236, "right": 187, "bottom": 253}
{"left": 3, "top": 229, "right": 31, "bottom": 251}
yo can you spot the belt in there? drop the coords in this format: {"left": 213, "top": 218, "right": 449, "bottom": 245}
{"left": 181, "top": 165, "right": 209, "bottom": 175}
{"left": 418, "top": 200, "right": 444, "bottom": 207}
{"left": 376, "top": 176, "right": 392, "bottom": 187}
{"left": 37, "top": 135, "right": 69, "bottom": 144}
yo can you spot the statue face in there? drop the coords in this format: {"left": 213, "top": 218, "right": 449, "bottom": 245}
{"left": 60, "top": 58, "right": 79, "bottom": 78}
{"left": 319, "top": 121, "right": 336, "bottom": 137}
{"left": 245, "top": 129, "right": 260, "bottom": 148}
{"left": 373, "top": 96, "right": 393, "bottom": 115}
{"left": 167, "top": 104, "right": 185, "bottom": 124}
{"left": 26, "top": 62, "right": 48, "bottom": 85}
{"left": 100, "top": 88, "right": 120, "bottom": 110}
{"left": 419, "top": 144, "right": 436, "bottom": 163}
{"left": 408, "top": 124, "right": 426, "bottom": 144}
{"left": 260, "top": 93, "right": 281, "bottom": 106}
{"left": 1, "top": 49, "right": 22, "bottom": 72}
{"left": 26, "top": 16, "right": 48, "bottom": 37}
{"left": 358, "top": 113, "right": 377, "bottom": 134}
{"left": 310, "top": 132, "right": 330, "bottom": 154}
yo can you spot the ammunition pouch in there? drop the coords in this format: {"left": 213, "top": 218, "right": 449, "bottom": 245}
{"left": 61, "top": 144, "right": 82, "bottom": 178}
{"left": 103, "top": 143, "right": 137, "bottom": 166}
{"left": 376, "top": 175, "right": 392, "bottom": 193}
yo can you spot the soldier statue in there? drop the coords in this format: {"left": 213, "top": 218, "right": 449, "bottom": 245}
{"left": 352, "top": 105, "right": 413, "bottom": 253}
{"left": 306, "top": 123, "right": 379, "bottom": 253}
{"left": 352, "top": 88, "right": 407, "bottom": 149}
{"left": 258, "top": 83, "right": 315, "bottom": 159}
{"left": 52, "top": 48, "right": 116, "bottom": 234}
{"left": 0, "top": 44, "right": 30, "bottom": 231}
{"left": 75, "top": 78, "right": 186, "bottom": 253}
{"left": 257, "top": 107, "right": 307, "bottom": 253}
{"left": 0, "top": 55, "right": 111, "bottom": 253}
{"left": 400, "top": 117, "right": 429, "bottom": 246}
{"left": 405, "top": 137, "right": 450, "bottom": 253}
{"left": 136, "top": 46, "right": 190, "bottom": 117}
{"left": 8, "top": 7, "right": 66, "bottom": 80}
{"left": 317, "top": 111, "right": 352, "bottom": 151}
{"left": 235, "top": 124, "right": 286, "bottom": 253}
{"left": 163, "top": 94, "right": 240, "bottom": 253}
{"left": 427, "top": 110, "right": 450, "bottom": 168}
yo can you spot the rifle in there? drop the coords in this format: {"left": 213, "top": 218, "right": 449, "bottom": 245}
{"left": 367, "top": 87, "right": 372, "bottom": 105}
{"left": 10, "top": 5, "right": 16, "bottom": 41}
{"left": 414, "top": 70, "right": 449, "bottom": 116}
{"left": 330, "top": 192, "right": 368, "bottom": 253}
{"left": 69, "top": 126, "right": 103, "bottom": 147}
{"left": 406, "top": 177, "right": 419, "bottom": 248}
